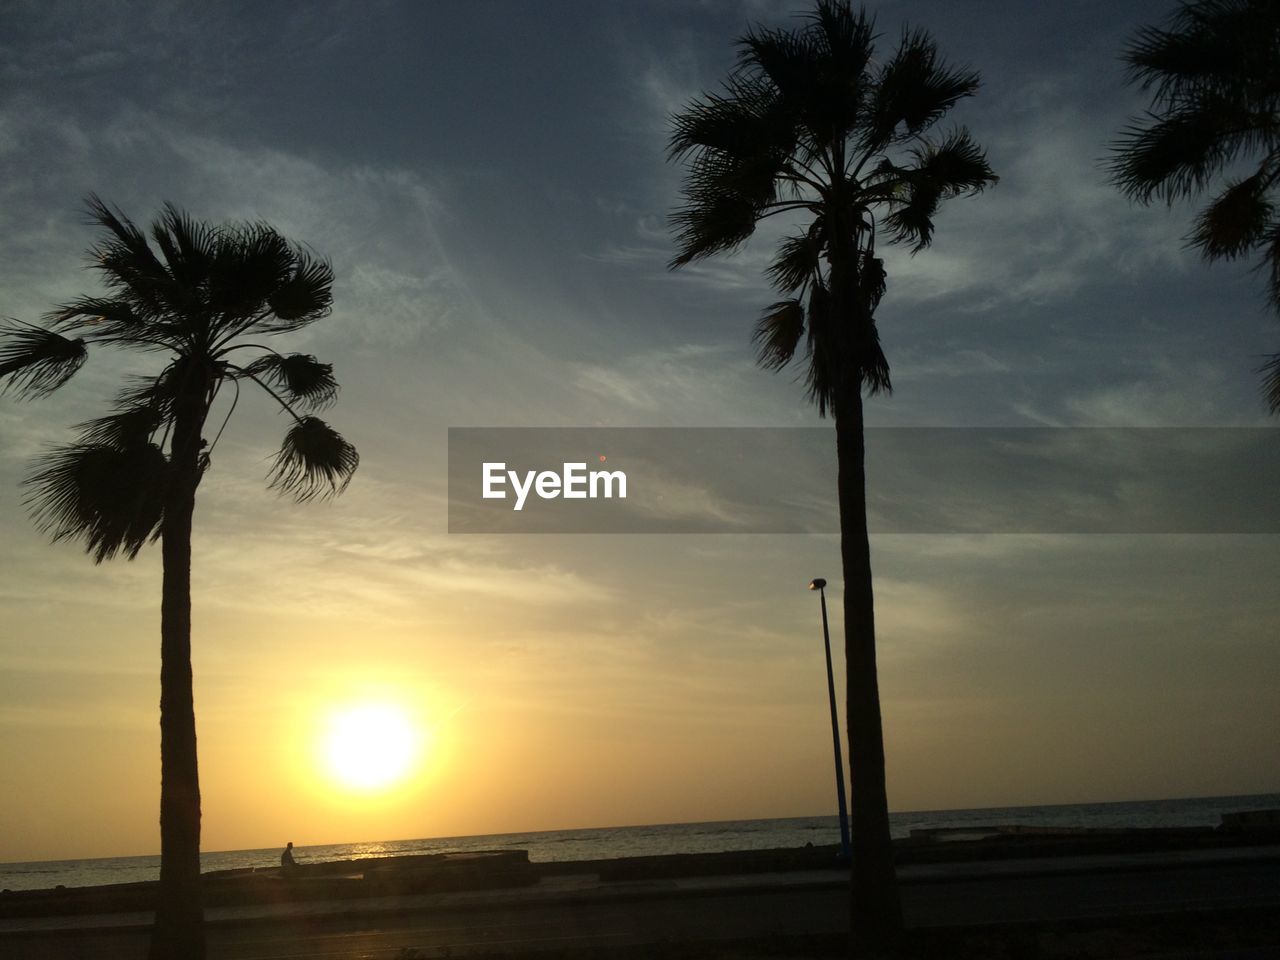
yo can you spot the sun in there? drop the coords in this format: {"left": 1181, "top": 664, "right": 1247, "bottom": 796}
{"left": 321, "top": 703, "right": 424, "bottom": 792}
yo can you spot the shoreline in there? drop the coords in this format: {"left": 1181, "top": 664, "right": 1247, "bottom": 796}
{"left": 4, "top": 823, "right": 1278, "bottom": 921}
{"left": 2, "top": 841, "right": 1278, "bottom": 959}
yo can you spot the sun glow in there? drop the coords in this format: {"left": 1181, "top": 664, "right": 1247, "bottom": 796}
{"left": 321, "top": 703, "right": 425, "bottom": 792}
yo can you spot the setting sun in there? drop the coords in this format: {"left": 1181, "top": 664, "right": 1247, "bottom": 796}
{"left": 321, "top": 703, "right": 425, "bottom": 792}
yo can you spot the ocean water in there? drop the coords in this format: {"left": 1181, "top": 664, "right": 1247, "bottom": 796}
{"left": 2, "top": 793, "right": 1275, "bottom": 892}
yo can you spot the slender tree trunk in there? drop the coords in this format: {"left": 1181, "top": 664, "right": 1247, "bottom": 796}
{"left": 824, "top": 201, "right": 902, "bottom": 956}
{"left": 834, "top": 393, "right": 903, "bottom": 958}
{"left": 149, "top": 381, "right": 205, "bottom": 960}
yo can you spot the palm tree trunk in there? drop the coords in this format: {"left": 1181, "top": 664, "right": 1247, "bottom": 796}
{"left": 149, "top": 387, "right": 205, "bottom": 960}
{"left": 834, "top": 387, "right": 903, "bottom": 957}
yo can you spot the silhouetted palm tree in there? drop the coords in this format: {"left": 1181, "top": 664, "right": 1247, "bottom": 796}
{"left": 0, "top": 198, "right": 358, "bottom": 960}
{"left": 668, "top": 2, "right": 995, "bottom": 952}
{"left": 1110, "top": 0, "right": 1280, "bottom": 412}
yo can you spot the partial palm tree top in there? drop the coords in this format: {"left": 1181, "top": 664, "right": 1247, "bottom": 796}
{"left": 668, "top": 0, "right": 996, "bottom": 415}
{"left": 1108, "top": 0, "right": 1280, "bottom": 411}
{"left": 0, "top": 196, "right": 358, "bottom": 562}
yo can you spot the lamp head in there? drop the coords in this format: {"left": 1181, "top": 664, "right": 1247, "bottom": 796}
{"left": 808, "top": 578, "right": 826, "bottom": 591}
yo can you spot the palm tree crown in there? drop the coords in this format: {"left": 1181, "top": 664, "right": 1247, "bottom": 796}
{"left": 1108, "top": 0, "right": 1280, "bottom": 412}
{"left": 0, "top": 196, "right": 358, "bottom": 557}
{"left": 669, "top": 0, "right": 996, "bottom": 411}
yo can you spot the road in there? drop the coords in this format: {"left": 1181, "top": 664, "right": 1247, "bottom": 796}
{"left": 3, "top": 855, "right": 1278, "bottom": 959}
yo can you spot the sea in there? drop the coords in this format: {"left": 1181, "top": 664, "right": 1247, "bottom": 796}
{"left": 2, "top": 793, "right": 1276, "bottom": 893}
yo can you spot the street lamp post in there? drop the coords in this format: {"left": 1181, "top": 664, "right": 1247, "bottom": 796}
{"left": 809, "top": 578, "right": 851, "bottom": 863}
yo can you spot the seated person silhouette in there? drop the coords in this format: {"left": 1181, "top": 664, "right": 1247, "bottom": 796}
{"left": 281, "top": 841, "right": 298, "bottom": 876}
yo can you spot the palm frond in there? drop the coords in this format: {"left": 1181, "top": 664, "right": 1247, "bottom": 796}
{"left": 667, "top": 72, "right": 807, "bottom": 269}
{"left": 670, "top": 193, "right": 762, "bottom": 267}
{"left": 24, "top": 442, "right": 167, "bottom": 563}
{"left": 116, "top": 365, "right": 182, "bottom": 422}
{"left": 849, "top": 255, "right": 891, "bottom": 395}
{"left": 767, "top": 220, "right": 826, "bottom": 293}
{"left": 45, "top": 296, "right": 177, "bottom": 348}
{"left": 690, "top": 148, "right": 788, "bottom": 210}
{"left": 882, "top": 179, "right": 941, "bottom": 253}
{"left": 803, "top": 281, "right": 837, "bottom": 416}
{"left": 1190, "top": 172, "right": 1276, "bottom": 260}
{"left": 1262, "top": 351, "right": 1280, "bottom": 414}
{"left": 84, "top": 195, "right": 185, "bottom": 320}
{"left": 207, "top": 224, "right": 293, "bottom": 323}
{"left": 243, "top": 353, "right": 339, "bottom": 409}
{"left": 75, "top": 404, "right": 164, "bottom": 448}
{"left": 150, "top": 202, "right": 217, "bottom": 292}
{"left": 1123, "top": 0, "right": 1280, "bottom": 109}
{"left": 738, "top": 23, "right": 854, "bottom": 141}
{"left": 753, "top": 300, "right": 806, "bottom": 371}
{"left": 859, "top": 252, "right": 888, "bottom": 315}
{"left": 882, "top": 131, "right": 995, "bottom": 253}
{"left": 1264, "top": 224, "right": 1280, "bottom": 312}
{"left": 262, "top": 248, "right": 335, "bottom": 331}
{"left": 865, "top": 28, "right": 980, "bottom": 149}
{"left": 669, "top": 73, "right": 794, "bottom": 163}
{"left": 668, "top": 82, "right": 798, "bottom": 224}
{"left": 1109, "top": 97, "right": 1264, "bottom": 204}
{"left": 737, "top": 25, "right": 821, "bottom": 107}
{"left": 912, "top": 128, "right": 999, "bottom": 196}
{"left": 810, "top": 2, "right": 876, "bottom": 97}
{"left": 1108, "top": 110, "right": 1212, "bottom": 203}
{"left": 858, "top": 319, "right": 892, "bottom": 396}
{"left": 268, "top": 416, "right": 358, "bottom": 502}
{"left": 804, "top": 1, "right": 877, "bottom": 139}
{"left": 0, "top": 320, "right": 88, "bottom": 398}
{"left": 800, "top": 263, "right": 891, "bottom": 408}
{"left": 85, "top": 194, "right": 156, "bottom": 269}
{"left": 810, "top": 0, "right": 876, "bottom": 61}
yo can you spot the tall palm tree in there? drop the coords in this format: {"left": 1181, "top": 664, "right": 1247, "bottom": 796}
{"left": 668, "top": 2, "right": 995, "bottom": 952}
{"left": 0, "top": 197, "right": 358, "bottom": 960}
{"left": 1109, "top": 0, "right": 1280, "bottom": 412}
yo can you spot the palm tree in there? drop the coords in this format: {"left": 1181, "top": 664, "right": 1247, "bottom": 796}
{"left": 0, "top": 197, "right": 358, "bottom": 960}
{"left": 1109, "top": 0, "right": 1280, "bottom": 412}
{"left": 668, "top": 2, "right": 995, "bottom": 952}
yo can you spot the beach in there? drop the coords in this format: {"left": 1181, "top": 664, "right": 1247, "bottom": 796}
{"left": 8, "top": 794, "right": 1276, "bottom": 893}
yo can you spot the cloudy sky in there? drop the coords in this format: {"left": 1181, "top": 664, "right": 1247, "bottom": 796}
{"left": 1, "top": 0, "right": 1276, "bottom": 863}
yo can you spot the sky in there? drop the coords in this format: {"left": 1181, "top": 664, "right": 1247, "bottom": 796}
{"left": 0, "top": 0, "right": 1277, "bottom": 863}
